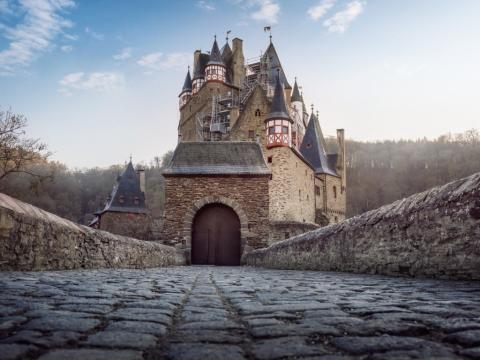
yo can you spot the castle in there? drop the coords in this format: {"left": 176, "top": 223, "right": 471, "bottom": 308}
{"left": 92, "top": 35, "right": 346, "bottom": 266}
{"left": 162, "top": 35, "right": 346, "bottom": 264}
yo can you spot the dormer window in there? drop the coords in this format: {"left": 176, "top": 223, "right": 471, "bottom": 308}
{"left": 119, "top": 195, "right": 125, "bottom": 204}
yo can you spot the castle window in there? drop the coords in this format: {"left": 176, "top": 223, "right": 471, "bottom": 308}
{"left": 255, "top": 109, "right": 261, "bottom": 117}
{"left": 119, "top": 195, "right": 125, "bottom": 204}
{"left": 284, "top": 232, "right": 290, "bottom": 239}
{"left": 248, "top": 130, "right": 255, "bottom": 140}
{"left": 268, "top": 127, "right": 275, "bottom": 135}
{"left": 282, "top": 126, "right": 288, "bottom": 134}
{"left": 134, "top": 196, "right": 139, "bottom": 205}
{"left": 333, "top": 186, "right": 337, "bottom": 199}
{"left": 267, "top": 156, "right": 273, "bottom": 163}
{"left": 315, "top": 185, "right": 320, "bottom": 196}
{"left": 299, "top": 190, "right": 301, "bottom": 199}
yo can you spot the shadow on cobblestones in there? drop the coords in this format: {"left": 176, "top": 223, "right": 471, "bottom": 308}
{"left": 1, "top": 266, "right": 480, "bottom": 359}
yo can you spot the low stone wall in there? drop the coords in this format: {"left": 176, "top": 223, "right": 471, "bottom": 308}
{"left": 0, "top": 193, "right": 185, "bottom": 271}
{"left": 244, "top": 172, "right": 480, "bottom": 280}
{"left": 268, "top": 221, "right": 319, "bottom": 245}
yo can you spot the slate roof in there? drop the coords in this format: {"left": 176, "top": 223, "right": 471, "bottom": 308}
{"left": 180, "top": 68, "right": 192, "bottom": 95}
{"left": 97, "top": 161, "right": 148, "bottom": 215}
{"left": 262, "top": 42, "right": 291, "bottom": 89}
{"left": 266, "top": 73, "right": 292, "bottom": 122}
{"left": 291, "top": 78, "right": 302, "bottom": 102}
{"left": 300, "top": 112, "right": 338, "bottom": 176}
{"left": 193, "top": 53, "right": 210, "bottom": 79}
{"left": 208, "top": 38, "right": 225, "bottom": 66}
{"left": 163, "top": 142, "right": 271, "bottom": 176}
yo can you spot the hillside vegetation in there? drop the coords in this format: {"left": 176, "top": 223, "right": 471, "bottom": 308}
{"left": 1, "top": 130, "right": 479, "bottom": 223}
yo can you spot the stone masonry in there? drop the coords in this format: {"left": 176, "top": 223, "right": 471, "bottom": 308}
{"left": 162, "top": 176, "right": 270, "bottom": 252}
{"left": 244, "top": 171, "right": 480, "bottom": 280}
{"left": 1, "top": 266, "right": 480, "bottom": 359}
{"left": 0, "top": 193, "right": 184, "bottom": 271}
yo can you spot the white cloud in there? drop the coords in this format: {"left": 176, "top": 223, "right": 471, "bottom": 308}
{"left": 137, "top": 52, "right": 190, "bottom": 71}
{"left": 85, "top": 26, "right": 104, "bottom": 40}
{"left": 60, "top": 44, "right": 73, "bottom": 52}
{"left": 196, "top": 0, "right": 215, "bottom": 11}
{"left": 250, "top": 0, "right": 279, "bottom": 24}
{"left": 308, "top": 0, "right": 336, "bottom": 21}
{"left": 323, "top": 0, "right": 365, "bottom": 33}
{"left": 63, "top": 33, "right": 78, "bottom": 41}
{"left": 113, "top": 47, "right": 132, "bottom": 61}
{"left": 59, "top": 71, "right": 124, "bottom": 95}
{"left": 0, "top": 0, "right": 75, "bottom": 75}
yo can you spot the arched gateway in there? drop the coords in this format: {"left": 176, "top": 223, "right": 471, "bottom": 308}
{"left": 191, "top": 203, "right": 241, "bottom": 266}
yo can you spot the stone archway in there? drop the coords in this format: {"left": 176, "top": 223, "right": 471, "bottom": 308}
{"left": 182, "top": 196, "right": 249, "bottom": 262}
{"left": 191, "top": 203, "right": 241, "bottom": 265}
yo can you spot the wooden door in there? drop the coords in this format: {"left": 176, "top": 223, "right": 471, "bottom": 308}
{"left": 191, "top": 204, "right": 241, "bottom": 266}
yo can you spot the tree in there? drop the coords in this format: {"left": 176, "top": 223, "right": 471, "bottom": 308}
{"left": 0, "top": 109, "right": 51, "bottom": 182}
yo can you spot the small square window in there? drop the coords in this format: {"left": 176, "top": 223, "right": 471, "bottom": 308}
{"left": 267, "top": 156, "right": 273, "bottom": 163}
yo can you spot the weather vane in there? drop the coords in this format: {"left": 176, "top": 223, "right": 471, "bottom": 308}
{"left": 264, "top": 26, "right": 272, "bottom": 43}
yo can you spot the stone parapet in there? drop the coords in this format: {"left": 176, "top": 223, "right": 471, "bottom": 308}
{"left": 244, "top": 172, "right": 480, "bottom": 280}
{"left": 0, "top": 193, "right": 184, "bottom": 271}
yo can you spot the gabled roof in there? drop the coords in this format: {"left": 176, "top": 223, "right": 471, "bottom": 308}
{"left": 291, "top": 78, "right": 302, "bottom": 102}
{"left": 193, "top": 53, "right": 210, "bottom": 79}
{"left": 266, "top": 73, "right": 291, "bottom": 122}
{"left": 208, "top": 37, "right": 225, "bottom": 66}
{"left": 262, "top": 42, "right": 291, "bottom": 89}
{"left": 300, "top": 112, "right": 338, "bottom": 176}
{"left": 163, "top": 142, "right": 271, "bottom": 176}
{"left": 180, "top": 68, "right": 192, "bottom": 95}
{"left": 98, "top": 161, "right": 148, "bottom": 214}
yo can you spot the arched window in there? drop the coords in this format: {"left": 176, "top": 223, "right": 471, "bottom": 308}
{"left": 333, "top": 186, "right": 337, "bottom": 199}
{"left": 255, "top": 109, "right": 261, "bottom": 116}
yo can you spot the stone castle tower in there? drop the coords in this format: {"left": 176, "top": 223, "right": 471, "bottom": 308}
{"left": 161, "top": 35, "right": 346, "bottom": 264}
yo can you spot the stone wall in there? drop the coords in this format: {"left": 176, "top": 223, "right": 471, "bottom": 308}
{"left": 244, "top": 172, "right": 480, "bottom": 280}
{"left": 98, "top": 211, "right": 152, "bottom": 240}
{"left": 162, "top": 175, "right": 270, "bottom": 254}
{"left": 268, "top": 221, "right": 319, "bottom": 245}
{"left": 0, "top": 193, "right": 184, "bottom": 271}
{"left": 268, "top": 146, "right": 316, "bottom": 223}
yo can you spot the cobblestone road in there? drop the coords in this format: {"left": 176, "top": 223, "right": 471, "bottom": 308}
{"left": 1, "top": 267, "right": 480, "bottom": 360}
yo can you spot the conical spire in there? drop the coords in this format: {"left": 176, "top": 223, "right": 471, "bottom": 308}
{"left": 291, "top": 77, "right": 302, "bottom": 102}
{"left": 266, "top": 72, "right": 291, "bottom": 121}
{"left": 208, "top": 36, "right": 224, "bottom": 65}
{"left": 181, "top": 67, "right": 192, "bottom": 93}
{"left": 100, "top": 160, "right": 148, "bottom": 214}
{"left": 300, "top": 112, "right": 337, "bottom": 176}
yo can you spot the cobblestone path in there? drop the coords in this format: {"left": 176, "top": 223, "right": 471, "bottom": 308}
{"left": 1, "top": 267, "right": 480, "bottom": 359}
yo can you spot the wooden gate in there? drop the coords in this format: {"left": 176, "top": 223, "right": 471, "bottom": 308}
{"left": 191, "top": 203, "right": 241, "bottom": 266}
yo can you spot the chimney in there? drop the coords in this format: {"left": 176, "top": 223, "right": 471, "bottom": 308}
{"left": 231, "top": 38, "right": 245, "bottom": 88}
{"left": 137, "top": 168, "right": 146, "bottom": 193}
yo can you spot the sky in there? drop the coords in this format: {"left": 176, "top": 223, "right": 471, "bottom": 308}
{"left": 0, "top": 0, "right": 479, "bottom": 168}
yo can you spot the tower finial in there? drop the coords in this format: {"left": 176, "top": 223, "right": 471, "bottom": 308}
{"left": 214, "top": 34, "right": 216, "bottom": 41}
{"left": 129, "top": 154, "right": 132, "bottom": 163}
{"left": 226, "top": 30, "right": 231, "bottom": 42}
{"left": 316, "top": 110, "right": 319, "bottom": 118}
{"left": 311, "top": 104, "right": 314, "bottom": 113}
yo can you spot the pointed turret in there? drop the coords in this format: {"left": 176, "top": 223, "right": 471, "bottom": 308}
{"left": 290, "top": 78, "right": 304, "bottom": 149}
{"left": 179, "top": 67, "right": 192, "bottom": 109}
{"left": 205, "top": 36, "right": 227, "bottom": 83}
{"left": 265, "top": 74, "right": 293, "bottom": 148}
{"left": 262, "top": 42, "right": 291, "bottom": 91}
{"left": 300, "top": 112, "right": 337, "bottom": 176}
{"left": 221, "top": 41, "right": 232, "bottom": 62}
{"left": 99, "top": 160, "right": 148, "bottom": 214}
{"left": 192, "top": 50, "right": 209, "bottom": 94}
{"left": 291, "top": 78, "right": 302, "bottom": 103}
{"left": 266, "top": 73, "right": 291, "bottom": 121}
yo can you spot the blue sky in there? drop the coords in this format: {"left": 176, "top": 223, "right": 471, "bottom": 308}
{"left": 1, "top": 0, "right": 479, "bottom": 168}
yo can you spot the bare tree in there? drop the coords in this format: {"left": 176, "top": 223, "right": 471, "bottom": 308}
{"left": 0, "top": 109, "right": 51, "bottom": 181}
